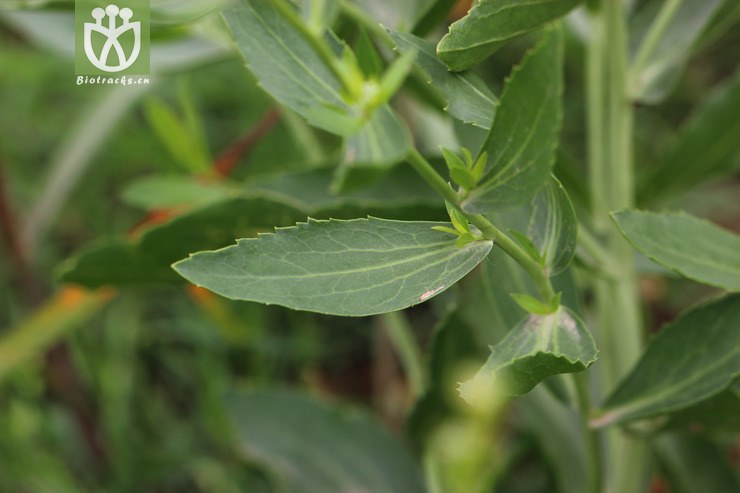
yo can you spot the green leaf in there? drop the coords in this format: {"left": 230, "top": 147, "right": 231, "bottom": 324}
{"left": 612, "top": 210, "right": 740, "bottom": 291}
{"left": 461, "top": 26, "right": 564, "bottom": 214}
{"left": 510, "top": 292, "right": 561, "bottom": 315}
{"left": 303, "top": 104, "right": 363, "bottom": 136}
{"left": 443, "top": 200, "right": 472, "bottom": 235}
{"left": 663, "top": 386, "right": 740, "bottom": 433}
{"left": 390, "top": 31, "right": 497, "bottom": 129}
{"left": 355, "top": 29, "right": 383, "bottom": 78}
{"left": 509, "top": 229, "right": 544, "bottom": 264}
{"left": 459, "top": 306, "right": 597, "bottom": 397}
{"left": 245, "top": 165, "right": 442, "bottom": 219}
{"left": 629, "top": 0, "right": 725, "bottom": 104}
{"left": 436, "top": 0, "right": 580, "bottom": 71}
{"left": 523, "top": 176, "right": 578, "bottom": 275}
{"left": 594, "top": 294, "right": 740, "bottom": 427}
{"left": 225, "top": 390, "right": 425, "bottom": 493}
{"left": 58, "top": 241, "right": 180, "bottom": 287}
{"left": 58, "top": 197, "right": 307, "bottom": 287}
{"left": 377, "top": 49, "right": 417, "bottom": 104}
{"left": 121, "top": 175, "right": 237, "bottom": 210}
{"left": 638, "top": 69, "right": 740, "bottom": 204}
{"left": 223, "top": 0, "right": 349, "bottom": 134}
{"left": 455, "top": 245, "right": 585, "bottom": 407}
{"left": 173, "top": 218, "right": 493, "bottom": 316}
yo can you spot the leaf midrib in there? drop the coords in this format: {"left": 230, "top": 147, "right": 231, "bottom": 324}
{"left": 605, "top": 344, "right": 740, "bottom": 421}
{"left": 209, "top": 240, "right": 490, "bottom": 281}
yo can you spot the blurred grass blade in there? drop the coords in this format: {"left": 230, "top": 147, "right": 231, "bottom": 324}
{"left": 144, "top": 98, "right": 211, "bottom": 173}
{"left": 637, "top": 68, "right": 740, "bottom": 204}
{"left": 21, "top": 84, "right": 151, "bottom": 257}
{"left": 0, "top": 287, "right": 114, "bottom": 382}
{"left": 628, "top": 0, "right": 724, "bottom": 104}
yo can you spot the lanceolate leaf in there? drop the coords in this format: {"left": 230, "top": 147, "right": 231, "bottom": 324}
{"left": 612, "top": 210, "right": 740, "bottom": 291}
{"left": 173, "top": 218, "right": 493, "bottom": 316}
{"left": 223, "top": 0, "right": 349, "bottom": 133}
{"left": 390, "top": 31, "right": 497, "bottom": 129}
{"left": 461, "top": 26, "right": 564, "bottom": 215}
{"left": 533, "top": 177, "right": 577, "bottom": 275}
{"left": 595, "top": 294, "right": 740, "bottom": 427}
{"left": 226, "top": 389, "right": 426, "bottom": 493}
{"left": 436, "top": 0, "right": 580, "bottom": 71}
{"left": 638, "top": 69, "right": 740, "bottom": 204}
{"left": 506, "top": 175, "right": 577, "bottom": 275}
{"left": 459, "top": 307, "right": 597, "bottom": 397}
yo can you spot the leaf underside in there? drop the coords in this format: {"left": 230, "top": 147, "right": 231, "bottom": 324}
{"left": 173, "top": 218, "right": 492, "bottom": 316}
{"left": 461, "top": 25, "right": 564, "bottom": 215}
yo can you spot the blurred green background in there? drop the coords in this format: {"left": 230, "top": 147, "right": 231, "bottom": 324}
{"left": 1, "top": 1, "right": 738, "bottom": 492}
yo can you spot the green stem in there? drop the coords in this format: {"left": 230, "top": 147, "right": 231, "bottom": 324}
{"left": 406, "top": 148, "right": 556, "bottom": 303}
{"left": 587, "top": 1, "right": 645, "bottom": 492}
{"left": 573, "top": 374, "right": 601, "bottom": 493}
{"left": 380, "top": 311, "right": 426, "bottom": 398}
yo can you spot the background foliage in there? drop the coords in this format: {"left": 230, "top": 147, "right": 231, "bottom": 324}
{"left": 0, "top": 1, "right": 738, "bottom": 492}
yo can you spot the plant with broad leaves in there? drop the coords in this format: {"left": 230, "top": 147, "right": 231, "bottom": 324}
{"left": 3, "top": 0, "right": 738, "bottom": 491}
